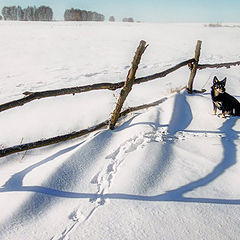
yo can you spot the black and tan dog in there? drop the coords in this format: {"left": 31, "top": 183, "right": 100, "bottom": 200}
{"left": 211, "top": 76, "right": 240, "bottom": 117}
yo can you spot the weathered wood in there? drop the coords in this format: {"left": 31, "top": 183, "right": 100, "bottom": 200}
{"left": 187, "top": 40, "right": 202, "bottom": 93}
{"left": 0, "top": 58, "right": 194, "bottom": 113}
{"left": 198, "top": 60, "right": 240, "bottom": 70}
{"left": 192, "top": 89, "right": 206, "bottom": 93}
{"left": 135, "top": 58, "right": 195, "bottom": 84}
{"left": 0, "top": 120, "right": 109, "bottom": 158}
{"left": 2, "top": 55, "right": 238, "bottom": 114}
{"left": 0, "top": 96, "right": 168, "bottom": 158}
{"left": 0, "top": 82, "right": 125, "bottom": 113}
{"left": 119, "top": 97, "right": 168, "bottom": 118}
{"left": 109, "top": 40, "right": 148, "bottom": 130}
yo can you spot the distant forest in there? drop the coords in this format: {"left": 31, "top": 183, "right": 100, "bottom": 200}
{"left": 0, "top": 6, "right": 135, "bottom": 22}
{"left": 64, "top": 8, "right": 104, "bottom": 21}
{"left": 1, "top": 6, "right": 53, "bottom": 21}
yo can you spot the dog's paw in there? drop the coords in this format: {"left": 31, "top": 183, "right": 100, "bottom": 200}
{"left": 217, "top": 113, "right": 225, "bottom": 118}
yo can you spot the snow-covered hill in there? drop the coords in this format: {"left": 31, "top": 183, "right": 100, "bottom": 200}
{"left": 0, "top": 21, "right": 240, "bottom": 240}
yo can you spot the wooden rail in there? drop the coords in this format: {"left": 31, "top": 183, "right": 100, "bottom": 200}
{"left": 0, "top": 59, "right": 194, "bottom": 113}
{"left": 198, "top": 61, "right": 240, "bottom": 70}
{"left": 0, "top": 97, "right": 167, "bottom": 158}
{"left": 1, "top": 58, "right": 239, "bottom": 114}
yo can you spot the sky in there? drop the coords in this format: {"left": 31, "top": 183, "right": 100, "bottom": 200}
{"left": 0, "top": 0, "right": 240, "bottom": 23}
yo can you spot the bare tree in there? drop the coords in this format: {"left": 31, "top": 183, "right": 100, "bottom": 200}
{"left": 81, "top": 10, "right": 88, "bottom": 21}
{"left": 64, "top": 9, "right": 73, "bottom": 21}
{"left": 64, "top": 8, "right": 104, "bottom": 22}
{"left": 122, "top": 17, "right": 134, "bottom": 22}
{"left": 2, "top": 6, "right": 17, "bottom": 20}
{"left": 128, "top": 17, "right": 134, "bottom": 22}
{"left": 23, "top": 7, "right": 35, "bottom": 21}
{"left": 109, "top": 16, "right": 115, "bottom": 22}
{"left": 92, "top": 12, "right": 99, "bottom": 21}
{"left": 16, "top": 6, "right": 23, "bottom": 20}
{"left": 87, "top": 11, "right": 93, "bottom": 21}
{"left": 35, "top": 6, "right": 53, "bottom": 21}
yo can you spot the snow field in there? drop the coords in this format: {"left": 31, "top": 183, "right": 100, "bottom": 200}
{"left": 0, "top": 21, "right": 240, "bottom": 240}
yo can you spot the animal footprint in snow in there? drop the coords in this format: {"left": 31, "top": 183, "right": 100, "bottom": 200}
{"left": 124, "top": 138, "right": 145, "bottom": 153}
{"left": 69, "top": 209, "right": 85, "bottom": 222}
{"left": 90, "top": 129, "right": 168, "bottom": 203}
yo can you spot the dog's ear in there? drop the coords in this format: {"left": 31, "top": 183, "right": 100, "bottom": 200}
{"left": 213, "top": 76, "right": 219, "bottom": 84}
{"left": 222, "top": 77, "right": 227, "bottom": 86}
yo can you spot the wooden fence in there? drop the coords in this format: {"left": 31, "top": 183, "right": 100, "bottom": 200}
{"left": 1, "top": 40, "right": 240, "bottom": 158}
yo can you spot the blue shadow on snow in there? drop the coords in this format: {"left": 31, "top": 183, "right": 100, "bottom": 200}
{"left": 0, "top": 92, "right": 240, "bottom": 206}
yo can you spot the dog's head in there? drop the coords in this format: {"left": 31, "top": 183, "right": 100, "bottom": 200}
{"left": 212, "top": 76, "right": 226, "bottom": 93}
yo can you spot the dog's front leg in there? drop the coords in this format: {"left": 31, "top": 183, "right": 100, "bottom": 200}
{"left": 221, "top": 112, "right": 226, "bottom": 118}
{"left": 220, "top": 108, "right": 227, "bottom": 118}
{"left": 213, "top": 104, "right": 217, "bottom": 115}
{"left": 217, "top": 112, "right": 226, "bottom": 118}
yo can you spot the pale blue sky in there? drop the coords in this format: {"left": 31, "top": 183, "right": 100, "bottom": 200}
{"left": 0, "top": 0, "right": 239, "bottom": 22}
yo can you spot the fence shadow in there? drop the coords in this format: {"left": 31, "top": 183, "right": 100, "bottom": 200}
{"left": 20, "top": 114, "right": 237, "bottom": 206}
{"left": 1, "top": 95, "right": 240, "bottom": 221}
{"left": 0, "top": 130, "right": 113, "bottom": 228}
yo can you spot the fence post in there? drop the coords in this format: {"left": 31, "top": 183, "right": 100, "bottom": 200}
{"left": 187, "top": 40, "right": 202, "bottom": 93}
{"left": 109, "top": 40, "right": 148, "bottom": 130}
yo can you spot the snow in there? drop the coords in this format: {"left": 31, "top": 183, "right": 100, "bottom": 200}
{"left": 1, "top": 21, "right": 240, "bottom": 240}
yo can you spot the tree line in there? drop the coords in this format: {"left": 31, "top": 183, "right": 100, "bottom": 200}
{"left": 1, "top": 6, "right": 53, "bottom": 21}
{"left": 0, "top": 6, "right": 135, "bottom": 22}
{"left": 64, "top": 8, "right": 104, "bottom": 21}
